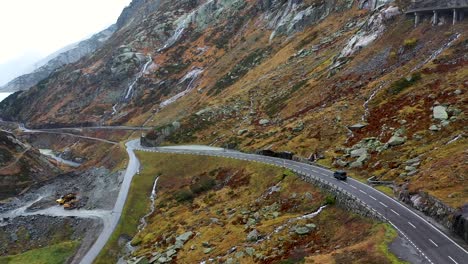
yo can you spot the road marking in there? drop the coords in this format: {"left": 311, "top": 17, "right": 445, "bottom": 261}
{"left": 429, "top": 239, "right": 438, "bottom": 247}
{"left": 137, "top": 144, "right": 468, "bottom": 258}
{"left": 448, "top": 256, "right": 458, "bottom": 264}
{"left": 379, "top": 202, "right": 388, "bottom": 208}
{"left": 408, "top": 222, "right": 416, "bottom": 229}
{"left": 369, "top": 195, "right": 377, "bottom": 201}
{"left": 359, "top": 190, "right": 367, "bottom": 194}
{"left": 341, "top": 181, "right": 348, "bottom": 185}
{"left": 350, "top": 185, "right": 357, "bottom": 189}
{"left": 390, "top": 209, "right": 400, "bottom": 216}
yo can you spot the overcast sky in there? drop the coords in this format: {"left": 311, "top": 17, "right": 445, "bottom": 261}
{"left": 0, "top": 0, "right": 132, "bottom": 85}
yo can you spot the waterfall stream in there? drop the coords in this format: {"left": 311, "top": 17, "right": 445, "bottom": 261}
{"left": 125, "top": 55, "right": 153, "bottom": 100}
{"left": 259, "top": 205, "right": 327, "bottom": 242}
{"left": 160, "top": 68, "right": 203, "bottom": 108}
{"left": 359, "top": 33, "right": 461, "bottom": 126}
{"left": 138, "top": 177, "right": 159, "bottom": 232}
{"left": 112, "top": 55, "right": 152, "bottom": 115}
{"left": 412, "top": 33, "right": 461, "bottom": 72}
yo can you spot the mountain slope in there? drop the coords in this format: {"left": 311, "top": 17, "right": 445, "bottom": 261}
{"left": 0, "top": 130, "right": 61, "bottom": 200}
{"left": 0, "top": 0, "right": 466, "bottom": 239}
{"left": 0, "top": 25, "right": 116, "bottom": 93}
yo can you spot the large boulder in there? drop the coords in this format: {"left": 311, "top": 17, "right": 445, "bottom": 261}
{"left": 387, "top": 136, "right": 405, "bottom": 146}
{"left": 433, "top": 106, "right": 448, "bottom": 120}
{"left": 259, "top": 119, "right": 270, "bottom": 125}
{"left": 247, "top": 229, "right": 260, "bottom": 241}
{"left": 350, "top": 148, "right": 368, "bottom": 158}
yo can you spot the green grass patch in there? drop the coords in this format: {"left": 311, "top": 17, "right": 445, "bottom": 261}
{"left": 0, "top": 241, "right": 79, "bottom": 264}
{"left": 377, "top": 223, "right": 409, "bottom": 264}
{"left": 388, "top": 72, "right": 421, "bottom": 95}
{"left": 94, "top": 154, "right": 160, "bottom": 263}
{"left": 376, "top": 185, "right": 395, "bottom": 197}
{"left": 403, "top": 38, "right": 418, "bottom": 49}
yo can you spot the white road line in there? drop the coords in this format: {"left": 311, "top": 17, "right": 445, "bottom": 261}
{"left": 369, "top": 195, "right": 377, "bottom": 201}
{"left": 350, "top": 185, "right": 357, "bottom": 189}
{"left": 448, "top": 256, "right": 458, "bottom": 264}
{"left": 342, "top": 181, "right": 348, "bottom": 185}
{"left": 379, "top": 202, "right": 388, "bottom": 208}
{"left": 429, "top": 239, "right": 438, "bottom": 247}
{"left": 408, "top": 222, "right": 416, "bottom": 229}
{"left": 391, "top": 209, "right": 400, "bottom": 216}
{"left": 359, "top": 190, "right": 367, "bottom": 194}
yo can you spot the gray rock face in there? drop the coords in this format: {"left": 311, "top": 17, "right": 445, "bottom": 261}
{"left": 259, "top": 119, "right": 270, "bottom": 125}
{"left": 349, "top": 160, "right": 363, "bottom": 168}
{"left": 265, "top": 0, "right": 355, "bottom": 41}
{"left": 0, "top": 25, "right": 116, "bottom": 92}
{"left": 433, "top": 106, "right": 448, "bottom": 120}
{"left": 176, "top": 231, "right": 193, "bottom": 243}
{"left": 238, "top": 129, "right": 248, "bottom": 136}
{"left": 294, "top": 226, "right": 311, "bottom": 235}
{"left": 247, "top": 229, "right": 260, "bottom": 241}
{"left": 350, "top": 148, "right": 368, "bottom": 158}
{"left": 349, "top": 123, "right": 367, "bottom": 130}
{"left": 387, "top": 136, "right": 406, "bottom": 146}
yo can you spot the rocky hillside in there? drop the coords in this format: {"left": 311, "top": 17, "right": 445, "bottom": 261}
{"left": 0, "top": 25, "right": 116, "bottom": 93}
{"left": 0, "top": 0, "right": 466, "bottom": 236}
{"left": 0, "top": 130, "right": 60, "bottom": 200}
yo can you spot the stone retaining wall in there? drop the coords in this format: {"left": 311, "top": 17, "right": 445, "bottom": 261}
{"left": 292, "top": 170, "right": 387, "bottom": 222}
{"left": 397, "top": 186, "right": 468, "bottom": 243}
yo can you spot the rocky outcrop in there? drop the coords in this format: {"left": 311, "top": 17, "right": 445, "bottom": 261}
{"left": 140, "top": 122, "right": 180, "bottom": 147}
{"left": 264, "top": 0, "right": 355, "bottom": 41}
{"left": 0, "top": 130, "right": 60, "bottom": 200}
{"left": 397, "top": 186, "right": 468, "bottom": 243}
{"left": 0, "top": 25, "right": 116, "bottom": 92}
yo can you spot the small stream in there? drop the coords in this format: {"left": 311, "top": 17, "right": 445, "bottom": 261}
{"left": 138, "top": 177, "right": 159, "bottom": 231}
{"left": 39, "top": 149, "right": 81, "bottom": 167}
{"left": 260, "top": 205, "right": 327, "bottom": 243}
{"left": 160, "top": 68, "right": 203, "bottom": 108}
{"left": 112, "top": 55, "right": 153, "bottom": 115}
{"left": 412, "top": 33, "right": 461, "bottom": 72}
{"left": 125, "top": 55, "right": 153, "bottom": 100}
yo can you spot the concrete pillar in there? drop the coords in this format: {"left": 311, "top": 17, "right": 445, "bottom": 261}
{"left": 414, "top": 12, "right": 421, "bottom": 26}
{"left": 453, "top": 9, "right": 458, "bottom": 25}
{"left": 433, "top": 10, "right": 438, "bottom": 25}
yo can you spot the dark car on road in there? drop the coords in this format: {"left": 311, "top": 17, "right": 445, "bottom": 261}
{"left": 333, "top": 170, "right": 347, "bottom": 180}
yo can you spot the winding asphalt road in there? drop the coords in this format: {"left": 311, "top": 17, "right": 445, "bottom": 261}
{"left": 9, "top": 122, "right": 468, "bottom": 264}
{"left": 79, "top": 141, "right": 140, "bottom": 264}
{"left": 127, "top": 141, "right": 468, "bottom": 264}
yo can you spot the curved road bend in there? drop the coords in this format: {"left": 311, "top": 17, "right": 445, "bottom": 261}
{"left": 132, "top": 141, "right": 468, "bottom": 264}
{"left": 32, "top": 126, "right": 152, "bottom": 132}
{"left": 9, "top": 125, "right": 467, "bottom": 264}
{"left": 18, "top": 125, "right": 118, "bottom": 145}
{"left": 80, "top": 141, "right": 140, "bottom": 263}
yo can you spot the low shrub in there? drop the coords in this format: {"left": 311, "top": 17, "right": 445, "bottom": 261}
{"left": 403, "top": 38, "right": 418, "bottom": 48}
{"left": 388, "top": 72, "right": 422, "bottom": 95}
{"left": 174, "top": 189, "right": 194, "bottom": 203}
{"left": 325, "top": 195, "right": 336, "bottom": 205}
{"left": 191, "top": 177, "right": 216, "bottom": 194}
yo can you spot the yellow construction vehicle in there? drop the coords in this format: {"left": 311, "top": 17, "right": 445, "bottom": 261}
{"left": 56, "top": 193, "right": 78, "bottom": 209}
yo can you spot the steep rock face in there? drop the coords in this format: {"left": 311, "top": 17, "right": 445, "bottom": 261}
{"left": 0, "top": 0, "right": 466, "bottom": 236}
{"left": 0, "top": 130, "right": 60, "bottom": 200}
{"left": 0, "top": 25, "right": 116, "bottom": 93}
{"left": 0, "top": 0, "right": 355, "bottom": 126}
